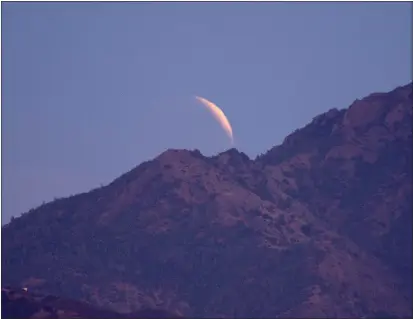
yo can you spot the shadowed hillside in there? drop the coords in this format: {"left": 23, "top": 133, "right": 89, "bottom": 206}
{"left": 1, "top": 287, "right": 180, "bottom": 319}
{"left": 2, "top": 83, "right": 412, "bottom": 318}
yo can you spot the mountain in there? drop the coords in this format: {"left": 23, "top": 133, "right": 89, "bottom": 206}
{"left": 1, "top": 287, "right": 180, "bottom": 319}
{"left": 2, "top": 83, "right": 412, "bottom": 318}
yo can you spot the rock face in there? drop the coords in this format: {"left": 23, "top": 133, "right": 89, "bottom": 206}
{"left": 2, "top": 83, "right": 412, "bottom": 318}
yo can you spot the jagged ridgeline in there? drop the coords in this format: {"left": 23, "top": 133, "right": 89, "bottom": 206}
{"left": 2, "top": 83, "right": 412, "bottom": 318}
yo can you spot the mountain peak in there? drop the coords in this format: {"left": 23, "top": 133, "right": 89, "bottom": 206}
{"left": 213, "top": 148, "right": 251, "bottom": 168}
{"left": 156, "top": 148, "right": 204, "bottom": 163}
{"left": 2, "top": 83, "right": 412, "bottom": 318}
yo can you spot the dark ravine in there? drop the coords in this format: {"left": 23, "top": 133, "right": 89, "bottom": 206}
{"left": 2, "top": 83, "right": 412, "bottom": 318}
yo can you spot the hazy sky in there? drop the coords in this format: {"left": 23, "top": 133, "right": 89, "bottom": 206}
{"left": 2, "top": 2, "right": 411, "bottom": 223}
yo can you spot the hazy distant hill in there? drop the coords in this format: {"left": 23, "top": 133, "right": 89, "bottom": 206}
{"left": 2, "top": 83, "right": 412, "bottom": 318}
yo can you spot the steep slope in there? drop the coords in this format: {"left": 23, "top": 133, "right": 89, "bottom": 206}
{"left": 2, "top": 83, "right": 412, "bottom": 318}
{"left": 257, "top": 83, "right": 412, "bottom": 300}
{"left": 3, "top": 149, "right": 324, "bottom": 317}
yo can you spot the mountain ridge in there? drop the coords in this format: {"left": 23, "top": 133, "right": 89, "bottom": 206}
{"left": 2, "top": 287, "right": 181, "bottom": 319}
{"left": 2, "top": 82, "right": 412, "bottom": 318}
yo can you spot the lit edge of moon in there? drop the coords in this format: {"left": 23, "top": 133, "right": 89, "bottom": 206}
{"left": 195, "top": 96, "right": 234, "bottom": 146}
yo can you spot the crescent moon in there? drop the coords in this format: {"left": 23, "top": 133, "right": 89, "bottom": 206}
{"left": 195, "top": 96, "right": 234, "bottom": 145}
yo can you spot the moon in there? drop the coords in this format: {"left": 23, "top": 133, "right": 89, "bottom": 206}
{"left": 195, "top": 96, "right": 234, "bottom": 145}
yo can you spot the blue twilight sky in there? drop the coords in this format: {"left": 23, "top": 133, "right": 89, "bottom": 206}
{"left": 1, "top": 2, "right": 411, "bottom": 223}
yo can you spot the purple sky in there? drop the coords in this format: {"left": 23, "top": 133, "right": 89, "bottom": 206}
{"left": 2, "top": 2, "right": 411, "bottom": 223}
